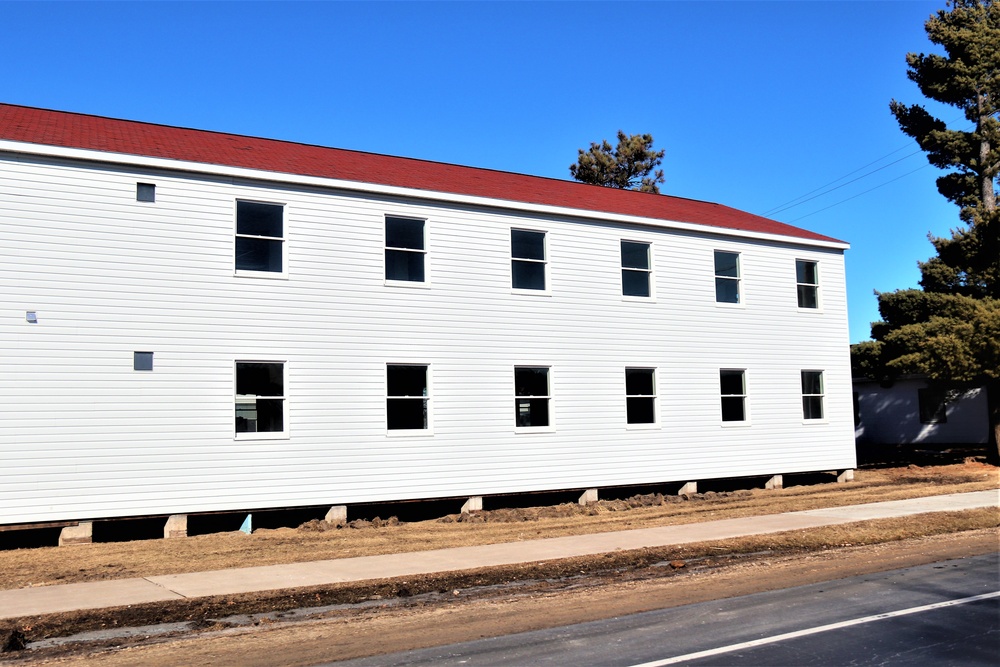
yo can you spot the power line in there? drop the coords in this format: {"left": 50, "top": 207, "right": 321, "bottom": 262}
{"left": 761, "top": 143, "right": 920, "bottom": 216}
{"left": 787, "top": 163, "right": 931, "bottom": 223}
{"left": 765, "top": 150, "right": 923, "bottom": 217}
{"left": 762, "top": 115, "right": 973, "bottom": 220}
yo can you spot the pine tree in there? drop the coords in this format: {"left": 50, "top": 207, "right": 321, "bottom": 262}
{"left": 857, "top": 0, "right": 1000, "bottom": 463}
{"left": 569, "top": 131, "right": 665, "bottom": 193}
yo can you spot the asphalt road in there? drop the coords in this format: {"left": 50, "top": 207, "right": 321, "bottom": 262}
{"left": 328, "top": 552, "right": 1000, "bottom": 667}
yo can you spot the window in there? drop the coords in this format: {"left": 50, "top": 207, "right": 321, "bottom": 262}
{"left": 621, "top": 241, "right": 651, "bottom": 298}
{"left": 387, "top": 364, "right": 429, "bottom": 430}
{"left": 133, "top": 351, "right": 153, "bottom": 371}
{"left": 235, "top": 201, "right": 284, "bottom": 273}
{"left": 511, "top": 229, "right": 547, "bottom": 290}
{"left": 136, "top": 183, "right": 155, "bottom": 203}
{"left": 235, "top": 362, "right": 285, "bottom": 435}
{"left": 514, "top": 366, "right": 550, "bottom": 427}
{"left": 625, "top": 368, "right": 656, "bottom": 424}
{"left": 385, "top": 217, "right": 426, "bottom": 282}
{"left": 801, "top": 370, "right": 824, "bottom": 420}
{"left": 720, "top": 369, "right": 746, "bottom": 422}
{"left": 714, "top": 251, "right": 740, "bottom": 303}
{"left": 796, "top": 260, "right": 819, "bottom": 308}
{"left": 918, "top": 388, "right": 948, "bottom": 424}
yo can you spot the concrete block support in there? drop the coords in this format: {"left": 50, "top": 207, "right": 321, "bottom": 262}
{"left": 461, "top": 496, "right": 483, "bottom": 514}
{"left": 164, "top": 514, "right": 188, "bottom": 539}
{"left": 58, "top": 522, "right": 93, "bottom": 546}
{"left": 765, "top": 475, "right": 783, "bottom": 490}
{"left": 325, "top": 505, "right": 347, "bottom": 526}
{"left": 678, "top": 481, "right": 698, "bottom": 496}
{"left": 578, "top": 488, "right": 599, "bottom": 505}
{"left": 837, "top": 469, "right": 855, "bottom": 484}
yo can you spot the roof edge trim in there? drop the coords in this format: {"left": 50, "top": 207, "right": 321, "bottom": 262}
{"left": 0, "top": 139, "right": 850, "bottom": 251}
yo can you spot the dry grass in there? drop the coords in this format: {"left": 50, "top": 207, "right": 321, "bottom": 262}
{"left": 0, "top": 463, "right": 996, "bottom": 591}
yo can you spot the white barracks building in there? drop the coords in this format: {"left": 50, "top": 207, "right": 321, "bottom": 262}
{"left": 0, "top": 104, "right": 855, "bottom": 533}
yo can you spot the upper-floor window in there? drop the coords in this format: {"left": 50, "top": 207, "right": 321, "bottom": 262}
{"left": 801, "top": 370, "right": 824, "bottom": 420}
{"left": 621, "top": 241, "right": 652, "bottom": 298}
{"left": 720, "top": 369, "right": 747, "bottom": 422}
{"left": 387, "top": 364, "right": 429, "bottom": 430}
{"left": 235, "top": 361, "right": 285, "bottom": 436}
{"left": 236, "top": 201, "right": 284, "bottom": 273}
{"left": 385, "top": 217, "right": 426, "bottom": 283}
{"left": 714, "top": 251, "right": 740, "bottom": 304}
{"left": 515, "top": 366, "right": 551, "bottom": 427}
{"left": 625, "top": 368, "right": 657, "bottom": 424}
{"left": 511, "top": 229, "right": 547, "bottom": 291}
{"left": 796, "top": 260, "right": 819, "bottom": 308}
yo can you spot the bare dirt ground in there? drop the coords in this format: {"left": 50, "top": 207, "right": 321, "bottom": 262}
{"left": 0, "top": 462, "right": 997, "bottom": 664}
{"left": 1, "top": 463, "right": 996, "bottom": 592}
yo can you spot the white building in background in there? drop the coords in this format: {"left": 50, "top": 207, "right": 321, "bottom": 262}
{"left": 0, "top": 104, "right": 855, "bottom": 530}
{"left": 854, "top": 377, "right": 989, "bottom": 446}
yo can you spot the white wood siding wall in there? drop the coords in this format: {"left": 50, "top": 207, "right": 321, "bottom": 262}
{"left": 0, "top": 151, "right": 855, "bottom": 525}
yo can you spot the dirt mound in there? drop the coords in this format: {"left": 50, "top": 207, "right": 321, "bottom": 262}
{"left": 438, "top": 490, "right": 753, "bottom": 524}
{"left": 298, "top": 516, "right": 400, "bottom": 532}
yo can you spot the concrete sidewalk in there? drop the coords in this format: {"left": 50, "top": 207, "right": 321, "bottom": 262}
{"left": 1, "top": 490, "right": 996, "bottom": 620}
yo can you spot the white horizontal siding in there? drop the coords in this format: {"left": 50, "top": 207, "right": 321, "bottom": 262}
{"left": 0, "top": 151, "right": 855, "bottom": 524}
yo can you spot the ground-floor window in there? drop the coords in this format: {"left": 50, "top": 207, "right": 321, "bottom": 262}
{"left": 720, "top": 369, "right": 747, "bottom": 422}
{"left": 625, "top": 368, "right": 656, "bottom": 424}
{"left": 387, "top": 364, "right": 429, "bottom": 430}
{"left": 515, "top": 366, "right": 550, "bottom": 427}
{"left": 235, "top": 361, "right": 285, "bottom": 435}
{"left": 801, "top": 370, "right": 824, "bottom": 420}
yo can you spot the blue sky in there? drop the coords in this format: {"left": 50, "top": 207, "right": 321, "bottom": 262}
{"left": 2, "top": 1, "right": 961, "bottom": 342}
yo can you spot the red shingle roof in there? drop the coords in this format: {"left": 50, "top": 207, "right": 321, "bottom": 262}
{"left": 0, "top": 103, "right": 843, "bottom": 245}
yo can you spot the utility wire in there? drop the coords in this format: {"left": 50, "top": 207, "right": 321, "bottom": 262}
{"left": 765, "top": 150, "right": 923, "bottom": 217}
{"left": 762, "top": 115, "right": 973, "bottom": 220}
{"left": 787, "top": 163, "right": 931, "bottom": 223}
{"left": 761, "top": 143, "right": 919, "bottom": 216}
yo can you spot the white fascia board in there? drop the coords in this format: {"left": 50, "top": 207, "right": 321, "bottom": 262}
{"left": 0, "top": 140, "right": 850, "bottom": 251}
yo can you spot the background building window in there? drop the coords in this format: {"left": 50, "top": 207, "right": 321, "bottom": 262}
{"left": 515, "top": 366, "right": 550, "bottom": 427}
{"left": 511, "top": 229, "right": 547, "bottom": 290}
{"left": 714, "top": 251, "right": 740, "bottom": 303}
{"left": 235, "top": 201, "right": 284, "bottom": 273}
{"left": 801, "top": 370, "right": 824, "bottom": 420}
{"left": 387, "top": 364, "right": 429, "bottom": 430}
{"left": 235, "top": 362, "right": 285, "bottom": 434}
{"left": 796, "top": 260, "right": 819, "bottom": 308}
{"left": 918, "top": 388, "right": 948, "bottom": 424}
{"left": 621, "top": 241, "right": 651, "bottom": 297}
{"left": 385, "top": 217, "right": 426, "bottom": 282}
{"left": 720, "top": 369, "right": 746, "bottom": 422}
{"left": 625, "top": 368, "right": 656, "bottom": 424}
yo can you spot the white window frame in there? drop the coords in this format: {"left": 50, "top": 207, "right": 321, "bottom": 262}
{"left": 801, "top": 370, "right": 825, "bottom": 422}
{"left": 714, "top": 250, "right": 742, "bottom": 306}
{"left": 511, "top": 228, "right": 550, "bottom": 294}
{"left": 720, "top": 368, "right": 750, "bottom": 426}
{"left": 234, "top": 360, "right": 288, "bottom": 440}
{"left": 796, "top": 259, "right": 820, "bottom": 310}
{"left": 625, "top": 367, "right": 659, "bottom": 428}
{"left": 384, "top": 216, "right": 429, "bottom": 287}
{"left": 514, "top": 365, "right": 554, "bottom": 431}
{"left": 386, "top": 363, "right": 433, "bottom": 435}
{"left": 234, "top": 199, "right": 287, "bottom": 278}
{"left": 621, "top": 240, "right": 654, "bottom": 300}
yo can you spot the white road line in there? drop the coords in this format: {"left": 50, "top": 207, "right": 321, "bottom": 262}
{"left": 629, "top": 590, "right": 1000, "bottom": 667}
